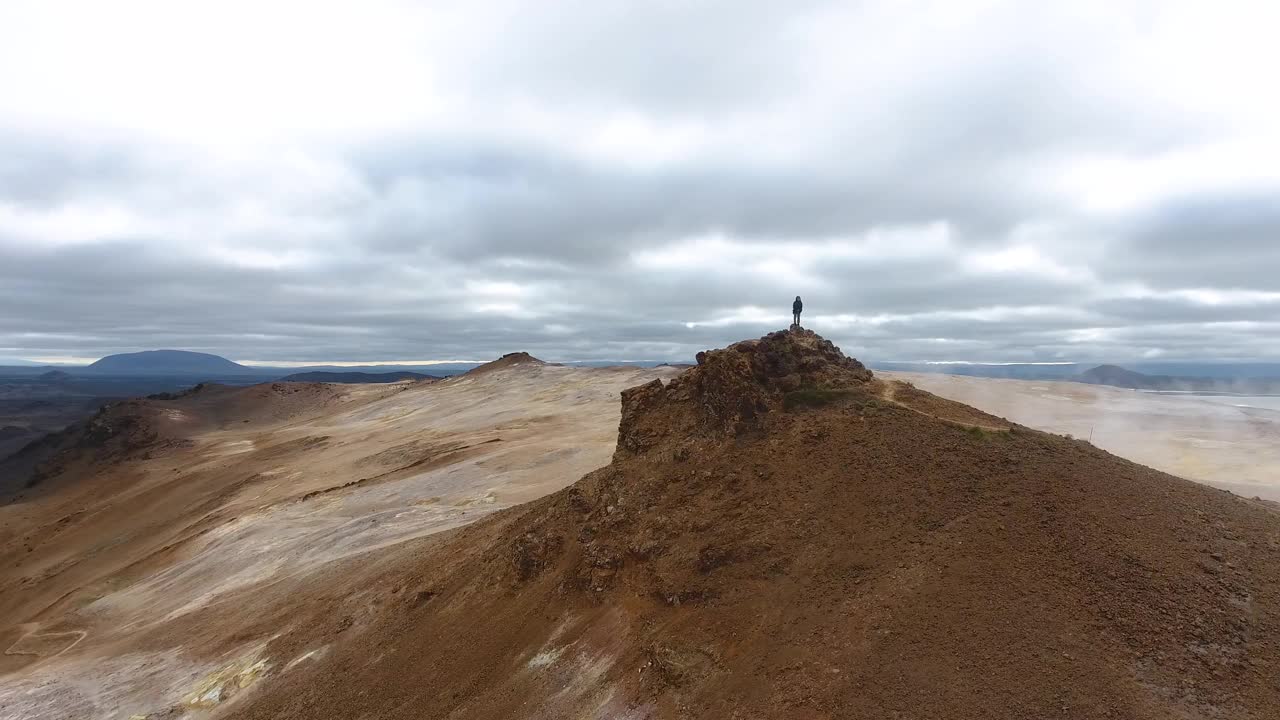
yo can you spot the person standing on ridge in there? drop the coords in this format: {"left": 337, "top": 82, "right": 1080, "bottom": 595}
{"left": 792, "top": 295, "right": 803, "bottom": 328}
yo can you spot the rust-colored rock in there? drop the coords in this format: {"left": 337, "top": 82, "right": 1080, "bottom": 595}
{"left": 615, "top": 328, "right": 873, "bottom": 457}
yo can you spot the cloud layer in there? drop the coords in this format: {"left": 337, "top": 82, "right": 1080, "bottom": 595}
{"left": 3, "top": 0, "right": 1279, "bottom": 363}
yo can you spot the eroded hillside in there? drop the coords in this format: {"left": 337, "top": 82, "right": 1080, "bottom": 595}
{"left": 886, "top": 371, "right": 1280, "bottom": 501}
{"left": 0, "top": 359, "right": 679, "bottom": 719}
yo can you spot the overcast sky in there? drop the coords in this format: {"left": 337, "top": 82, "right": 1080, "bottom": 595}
{"left": 3, "top": 1, "right": 1279, "bottom": 365}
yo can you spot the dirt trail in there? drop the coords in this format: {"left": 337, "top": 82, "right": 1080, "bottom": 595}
{"left": 877, "top": 379, "right": 1011, "bottom": 432}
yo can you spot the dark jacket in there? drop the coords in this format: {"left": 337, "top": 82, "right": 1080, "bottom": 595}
{"left": 793, "top": 298, "right": 803, "bottom": 314}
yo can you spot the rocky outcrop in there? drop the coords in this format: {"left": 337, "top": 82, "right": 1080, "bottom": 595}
{"left": 465, "top": 351, "right": 547, "bottom": 376}
{"left": 615, "top": 328, "right": 873, "bottom": 457}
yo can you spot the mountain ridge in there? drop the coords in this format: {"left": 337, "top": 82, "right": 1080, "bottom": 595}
{"left": 1074, "top": 363, "right": 1280, "bottom": 393}
{"left": 226, "top": 329, "right": 1280, "bottom": 719}
{"left": 84, "top": 349, "right": 255, "bottom": 376}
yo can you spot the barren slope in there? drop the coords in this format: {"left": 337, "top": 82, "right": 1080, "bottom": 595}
{"left": 885, "top": 371, "right": 1280, "bottom": 501}
{"left": 0, "top": 360, "right": 679, "bottom": 719}
{"left": 221, "top": 331, "right": 1280, "bottom": 720}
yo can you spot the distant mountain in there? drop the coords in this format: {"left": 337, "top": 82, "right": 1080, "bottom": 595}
{"left": 1075, "top": 364, "right": 1168, "bottom": 389}
{"left": 0, "top": 365, "right": 85, "bottom": 378}
{"left": 4, "top": 354, "right": 483, "bottom": 380}
{"left": 38, "top": 370, "right": 74, "bottom": 382}
{"left": 84, "top": 350, "right": 258, "bottom": 376}
{"left": 1126, "top": 361, "right": 1280, "bottom": 379}
{"left": 1074, "top": 364, "right": 1280, "bottom": 394}
{"left": 279, "top": 370, "right": 438, "bottom": 384}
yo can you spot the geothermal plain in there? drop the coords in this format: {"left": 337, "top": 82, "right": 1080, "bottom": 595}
{"left": 885, "top": 371, "right": 1280, "bottom": 502}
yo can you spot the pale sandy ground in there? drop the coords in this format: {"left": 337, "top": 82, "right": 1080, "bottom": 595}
{"left": 0, "top": 362, "right": 679, "bottom": 720}
{"left": 882, "top": 372, "right": 1280, "bottom": 502}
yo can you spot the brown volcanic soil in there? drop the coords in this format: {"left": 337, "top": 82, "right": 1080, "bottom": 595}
{"left": 226, "top": 330, "right": 1280, "bottom": 720}
{"left": 882, "top": 378, "right": 1012, "bottom": 431}
{"left": 0, "top": 361, "right": 684, "bottom": 718}
{"left": 0, "top": 382, "right": 352, "bottom": 500}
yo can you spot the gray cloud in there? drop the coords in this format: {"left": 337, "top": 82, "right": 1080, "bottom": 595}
{"left": 2, "top": 1, "right": 1279, "bottom": 364}
{"left": 1100, "top": 191, "right": 1280, "bottom": 290}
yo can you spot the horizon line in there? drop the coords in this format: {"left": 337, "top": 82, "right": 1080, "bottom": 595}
{"left": 10, "top": 354, "right": 1280, "bottom": 368}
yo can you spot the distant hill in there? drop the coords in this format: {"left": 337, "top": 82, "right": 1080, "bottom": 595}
{"left": 1075, "top": 364, "right": 1170, "bottom": 389}
{"left": 38, "top": 370, "right": 74, "bottom": 382}
{"left": 1075, "top": 364, "right": 1280, "bottom": 393}
{"left": 0, "top": 365, "right": 83, "bottom": 378}
{"left": 279, "top": 370, "right": 438, "bottom": 384}
{"left": 84, "top": 350, "right": 258, "bottom": 376}
{"left": 3, "top": 355, "right": 484, "bottom": 380}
